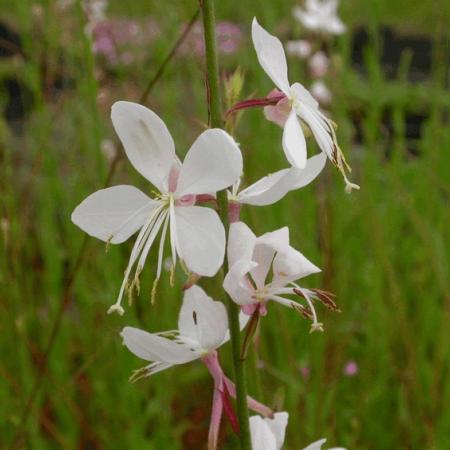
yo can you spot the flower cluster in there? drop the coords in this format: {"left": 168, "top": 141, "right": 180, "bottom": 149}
{"left": 72, "top": 10, "right": 350, "bottom": 449}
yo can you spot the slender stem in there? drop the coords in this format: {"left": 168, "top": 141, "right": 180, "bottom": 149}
{"left": 200, "top": 1, "right": 252, "bottom": 449}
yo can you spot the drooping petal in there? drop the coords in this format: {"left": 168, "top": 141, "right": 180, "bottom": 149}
{"left": 282, "top": 108, "right": 307, "bottom": 169}
{"left": 175, "top": 129, "right": 243, "bottom": 197}
{"left": 71, "top": 185, "right": 156, "bottom": 244}
{"left": 227, "top": 222, "right": 256, "bottom": 267}
{"left": 174, "top": 206, "right": 225, "bottom": 277}
{"left": 178, "top": 286, "right": 228, "bottom": 351}
{"left": 265, "top": 412, "right": 289, "bottom": 450}
{"left": 250, "top": 416, "right": 278, "bottom": 450}
{"left": 290, "top": 152, "right": 327, "bottom": 190}
{"left": 111, "top": 101, "right": 176, "bottom": 192}
{"left": 252, "top": 18, "right": 290, "bottom": 95}
{"left": 121, "top": 327, "right": 196, "bottom": 365}
{"left": 223, "top": 260, "right": 257, "bottom": 305}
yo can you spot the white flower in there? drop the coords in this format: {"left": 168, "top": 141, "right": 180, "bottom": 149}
{"left": 223, "top": 222, "right": 335, "bottom": 332}
{"left": 71, "top": 101, "right": 242, "bottom": 314}
{"left": 293, "top": 0, "right": 347, "bottom": 35}
{"left": 121, "top": 285, "right": 230, "bottom": 378}
{"left": 310, "top": 80, "right": 332, "bottom": 105}
{"left": 229, "top": 153, "right": 326, "bottom": 207}
{"left": 286, "top": 39, "right": 312, "bottom": 59}
{"left": 252, "top": 18, "right": 358, "bottom": 192}
{"left": 250, "top": 412, "right": 289, "bottom": 450}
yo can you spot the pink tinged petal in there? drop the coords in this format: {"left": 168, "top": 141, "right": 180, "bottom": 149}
{"left": 111, "top": 101, "right": 176, "bottom": 193}
{"left": 120, "top": 327, "right": 196, "bottom": 365}
{"left": 175, "top": 129, "right": 243, "bottom": 197}
{"left": 251, "top": 18, "right": 290, "bottom": 95}
{"left": 174, "top": 206, "right": 225, "bottom": 277}
{"left": 282, "top": 108, "right": 307, "bottom": 169}
{"left": 264, "top": 94, "right": 291, "bottom": 127}
{"left": 223, "top": 260, "right": 257, "bottom": 305}
{"left": 227, "top": 222, "right": 256, "bottom": 267}
{"left": 249, "top": 416, "right": 278, "bottom": 450}
{"left": 71, "top": 185, "right": 155, "bottom": 244}
{"left": 178, "top": 286, "right": 228, "bottom": 351}
{"left": 265, "top": 412, "right": 289, "bottom": 450}
{"left": 273, "top": 247, "right": 321, "bottom": 284}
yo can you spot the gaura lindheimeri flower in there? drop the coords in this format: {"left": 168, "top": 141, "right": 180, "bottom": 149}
{"left": 251, "top": 18, "right": 358, "bottom": 192}
{"left": 223, "top": 222, "right": 339, "bottom": 332}
{"left": 293, "top": 0, "right": 347, "bottom": 35}
{"left": 121, "top": 286, "right": 272, "bottom": 450}
{"left": 71, "top": 101, "right": 242, "bottom": 315}
{"left": 228, "top": 153, "right": 326, "bottom": 209}
{"left": 250, "top": 412, "right": 289, "bottom": 450}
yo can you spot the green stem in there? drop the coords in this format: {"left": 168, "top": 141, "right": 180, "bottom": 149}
{"left": 200, "top": 1, "right": 252, "bottom": 449}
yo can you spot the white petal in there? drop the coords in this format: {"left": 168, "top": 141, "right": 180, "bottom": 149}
{"left": 297, "top": 105, "right": 334, "bottom": 161}
{"left": 174, "top": 206, "right": 225, "bottom": 277}
{"left": 121, "top": 327, "right": 196, "bottom": 365}
{"left": 228, "top": 222, "right": 256, "bottom": 267}
{"left": 223, "top": 260, "right": 257, "bottom": 305}
{"left": 175, "top": 129, "right": 243, "bottom": 197}
{"left": 291, "top": 82, "right": 319, "bottom": 109}
{"left": 273, "top": 246, "right": 321, "bottom": 284}
{"left": 265, "top": 412, "right": 289, "bottom": 449}
{"left": 71, "top": 185, "right": 156, "bottom": 244}
{"left": 178, "top": 285, "right": 228, "bottom": 351}
{"left": 303, "top": 439, "right": 327, "bottom": 450}
{"left": 251, "top": 227, "right": 290, "bottom": 288}
{"left": 252, "top": 18, "right": 290, "bottom": 94}
{"left": 290, "top": 152, "right": 327, "bottom": 190}
{"left": 282, "top": 108, "right": 307, "bottom": 169}
{"left": 111, "top": 101, "right": 176, "bottom": 192}
{"left": 250, "top": 416, "right": 278, "bottom": 450}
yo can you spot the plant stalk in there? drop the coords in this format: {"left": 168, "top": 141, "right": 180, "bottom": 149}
{"left": 200, "top": 1, "right": 252, "bottom": 448}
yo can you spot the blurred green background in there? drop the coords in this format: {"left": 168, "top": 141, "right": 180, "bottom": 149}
{"left": 1, "top": 0, "right": 449, "bottom": 449}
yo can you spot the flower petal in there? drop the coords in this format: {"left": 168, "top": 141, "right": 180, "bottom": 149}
{"left": 71, "top": 185, "right": 156, "bottom": 244}
{"left": 228, "top": 222, "right": 256, "bottom": 267}
{"left": 303, "top": 439, "right": 328, "bottom": 450}
{"left": 121, "top": 327, "right": 196, "bottom": 365}
{"left": 282, "top": 108, "right": 307, "bottom": 169}
{"left": 265, "top": 412, "right": 289, "bottom": 450}
{"left": 251, "top": 227, "right": 290, "bottom": 288}
{"left": 250, "top": 416, "right": 278, "bottom": 450}
{"left": 174, "top": 206, "right": 225, "bottom": 277}
{"left": 223, "top": 260, "right": 257, "bottom": 305}
{"left": 252, "top": 18, "right": 290, "bottom": 94}
{"left": 175, "top": 129, "right": 243, "bottom": 196}
{"left": 273, "top": 246, "right": 321, "bottom": 284}
{"left": 111, "top": 101, "right": 176, "bottom": 192}
{"left": 178, "top": 285, "right": 228, "bottom": 351}
{"left": 290, "top": 152, "right": 327, "bottom": 190}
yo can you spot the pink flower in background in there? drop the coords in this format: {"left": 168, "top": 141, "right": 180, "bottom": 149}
{"left": 300, "top": 365, "right": 311, "bottom": 380}
{"left": 343, "top": 360, "right": 359, "bottom": 377}
{"left": 308, "top": 51, "right": 330, "bottom": 78}
{"left": 182, "top": 21, "right": 243, "bottom": 57}
{"left": 286, "top": 39, "right": 312, "bottom": 59}
{"left": 310, "top": 80, "right": 332, "bottom": 105}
